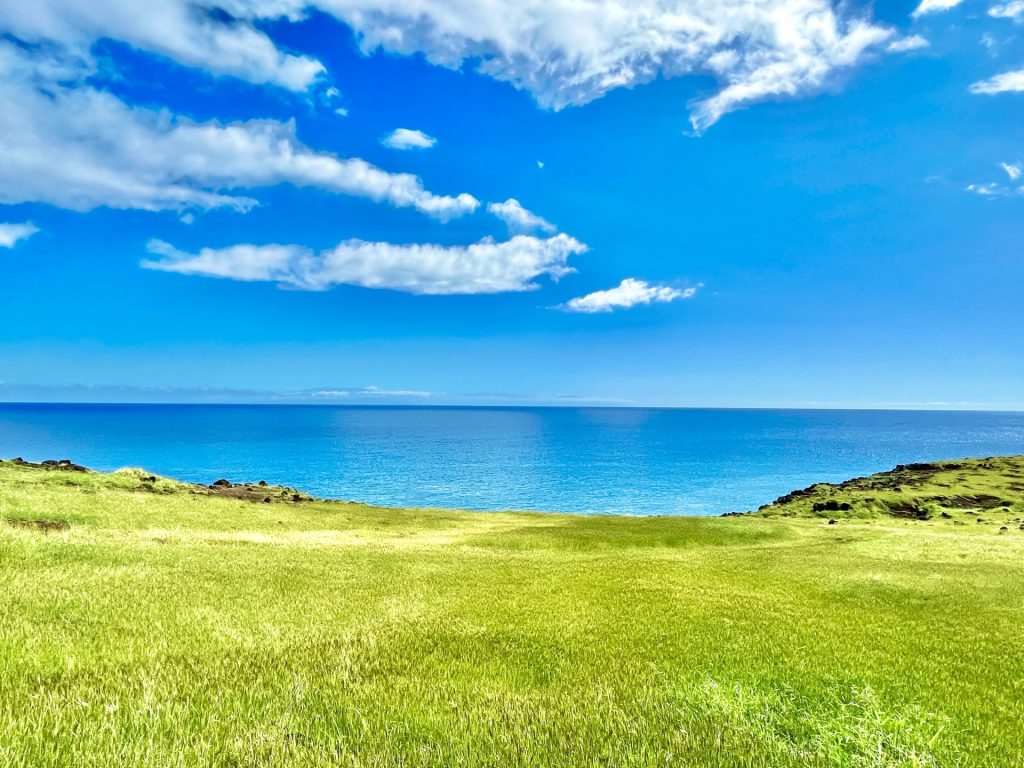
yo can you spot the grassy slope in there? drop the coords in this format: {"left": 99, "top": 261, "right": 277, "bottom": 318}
{"left": 1, "top": 461, "right": 1023, "bottom": 767}
{"left": 755, "top": 456, "right": 1024, "bottom": 523}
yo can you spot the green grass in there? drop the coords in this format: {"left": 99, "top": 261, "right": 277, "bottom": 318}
{"left": 1, "top": 459, "right": 1023, "bottom": 767}
{"left": 755, "top": 456, "right": 1024, "bottom": 523}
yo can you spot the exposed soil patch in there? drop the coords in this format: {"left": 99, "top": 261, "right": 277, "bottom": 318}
{"left": 201, "top": 479, "right": 313, "bottom": 504}
{"left": 9, "top": 458, "right": 89, "bottom": 472}
{"left": 5, "top": 517, "right": 71, "bottom": 532}
{"left": 885, "top": 502, "right": 931, "bottom": 520}
{"left": 934, "top": 494, "right": 1008, "bottom": 510}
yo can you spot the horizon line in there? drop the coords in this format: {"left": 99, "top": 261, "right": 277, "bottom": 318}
{"left": 2, "top": 400, "right": 1023, "bottom": 414}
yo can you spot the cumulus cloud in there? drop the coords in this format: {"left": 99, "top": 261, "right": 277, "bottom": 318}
{"left": 487, "top": 199, "right": 556, "bottom": 234}
{"left": 1001, "top": 162, "right": 1022, "bottom": 180}
{"left": 911, "top": 0, "right": 964, "bottom": 17}
{"left": 0, "top": 1, "right": 899, "bottom": 131}
{"left": 990, "top": 1, "right": 1024, "bottom": 20}
{"left": 970, "top": 69, "right": 1024, "bottom": 94}
{"left": 382, "top": 128, "right": 438, "bottom": 150}
{"left": 0, "top": 0, "right": 323, "bottom": 90}
{"left": 0, "top": 222, "right": 39, "bottom": 248}
{"left": 558, "top": 279, "right": 698, "bottom": 313}
{"left": 142, "top": 234, "right": 587, "bottom": 294}
{"left": 0, "top": 42, "right": 477, "bottom": 219}
{"left": 321, "top": 0, "right": 893, "bottom": 132}
{"left": 887, "top": 35, "right": 930, "bottom": 53}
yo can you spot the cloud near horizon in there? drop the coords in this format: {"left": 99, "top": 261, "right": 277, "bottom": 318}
{"left": 0, "top": 222, "right": 39, "bottom": 248}
{"left": 308, "top": 386, "right": 436, "bottom": 398}
{"left": 142, "top": 234, "right": 587, "bottom": 295}
{"left": 559, "top": 279, "right": 699, "bottom": 313}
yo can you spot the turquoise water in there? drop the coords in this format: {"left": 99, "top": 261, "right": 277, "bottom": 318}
{"left": 1, "top": 404, "right": 1023, "bottom": 515}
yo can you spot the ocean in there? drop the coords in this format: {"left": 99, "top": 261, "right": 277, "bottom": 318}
{"left": 1, "top": 404, "right": 1023, "bottom": 516}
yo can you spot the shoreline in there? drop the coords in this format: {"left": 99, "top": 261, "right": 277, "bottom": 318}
{"left": 2, "top": 452, "right": 1023, "bottom": 764}
{"left": 5, "top": 454, "right": 1023, "bottom": 526}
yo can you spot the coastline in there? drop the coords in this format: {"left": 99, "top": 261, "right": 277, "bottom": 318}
{"left": 2, "top": 453, "right": 1023, "bottom": 765}
{"left": 4, "top": 454, "right": 1024, "bottom": 525}
{"left": 5, "top": 404, "right": 1024, "bottom": 516}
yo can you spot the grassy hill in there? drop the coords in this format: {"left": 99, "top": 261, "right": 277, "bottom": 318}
{"left": 1, "top": 458, "right": 1023, "bottom": 767}
{"left": 753, "top": 455, "right": 1024, "bottom": 524}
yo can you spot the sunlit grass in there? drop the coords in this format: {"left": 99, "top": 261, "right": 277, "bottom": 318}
{"left": 1, "top": 460, "right": 1022, "bottom": 766}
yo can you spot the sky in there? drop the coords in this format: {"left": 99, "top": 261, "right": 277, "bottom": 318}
{"left": 0, "top": 0, "right": 1022, "bottom": 408}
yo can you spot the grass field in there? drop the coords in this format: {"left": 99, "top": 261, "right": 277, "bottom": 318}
{"left": 1, "top": 458, "right": 1023, "bottom": 767}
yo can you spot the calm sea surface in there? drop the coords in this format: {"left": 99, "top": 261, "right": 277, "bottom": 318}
{"left": 1, "top": 404, "right": 1023, "bottom": 516}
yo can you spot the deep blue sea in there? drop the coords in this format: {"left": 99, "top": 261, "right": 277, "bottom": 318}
{"left": 1, "top": 404, "right": 1023, "bottom": 516}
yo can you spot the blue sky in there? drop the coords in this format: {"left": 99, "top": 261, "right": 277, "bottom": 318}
{"left": 0, "top": 0, "right": 1022, "bottom": 408}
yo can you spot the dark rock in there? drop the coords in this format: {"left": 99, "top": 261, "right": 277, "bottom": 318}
{"left": 813, "top": 500, "right": 853, "bottom": 513}
{"left": 12, "top": 458, "right": 89, "bottom": 472}
{"left": 828, "top": 519, "right": 837, "bottom": 525}
{"left": 211, "top": 479, "right": 232, "bottom": 488}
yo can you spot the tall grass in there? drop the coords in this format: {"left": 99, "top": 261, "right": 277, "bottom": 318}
{"left": 1, "top": 462, "right": 1022, "bottom": 767}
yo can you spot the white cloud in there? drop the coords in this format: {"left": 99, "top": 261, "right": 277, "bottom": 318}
{"left": 911, "top": 0, "right": 964, "bottom": 17}
{"left": 965, "top": 163, "right": 1024, "bottom": 196}
{"left": 310, "top": 386, "right": 435, "bottom": 398}
{"left": 0, "top": 222, "right": 39, "bottom": 248}
{"left": 887, "top": 35, "right": 930, "bottom": 53}
{"left": 0, "top": 1, "right": 899, "bottom": 132}
{"left": 0, "top": 0, "right": 323, "bottom": 91}
{"left": 142, "top": 233, "right": 587, "bottom": 294}
{"left": 970, "top": 69, "right": 1024, "bottom": 94}
{"left": 966, "top": 182, "right": 1006, "bottom": 196}
{"left": 559, "top": 279, "right": 698, "bottom": 313}
{"left": 0, "top": 42, "right": 477, "bottom": 219}
{"left": 990, "top": 1, "right": 1024, "bottom": 21}
{"left": 487, "top": 199, "right": 556, "bottom": 234}
{"left": 381, "top": 128, "right": 437, "bottom": 150}
{"left": 324, "top": 0, "right": 894, "bottom": 132}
